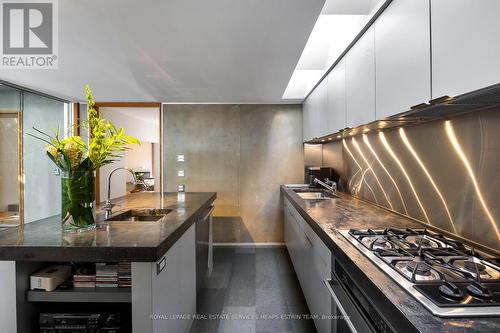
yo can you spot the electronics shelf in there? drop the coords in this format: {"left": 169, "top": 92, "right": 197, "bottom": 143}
{"left": 26, "top": 287, "right": 131, "bottom": 303}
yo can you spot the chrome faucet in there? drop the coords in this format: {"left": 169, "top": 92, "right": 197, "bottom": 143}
{"left": 314, "top": 177, "right": 337, "bottom": 194}
{"left": 103, "top": 167, "right": 143, "bottom": 219}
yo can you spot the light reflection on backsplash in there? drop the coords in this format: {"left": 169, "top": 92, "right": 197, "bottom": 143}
{"left": 323, "top": 108, "right": 500, "bottom": 252}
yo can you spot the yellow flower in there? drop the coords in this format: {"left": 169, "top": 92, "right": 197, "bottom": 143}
{"left": 64, "top": 141, "right": 81, "bottom": 169}
{"left": 46, "top": 145, "right": 60, "bottom": 159}
{"left": 61, "top": 136, "right": 85, "bottom": 170}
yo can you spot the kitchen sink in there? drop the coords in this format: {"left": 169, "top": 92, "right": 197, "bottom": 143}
{"left": 105, "top": 208, "right": 173, "bottom": 222}
{"left": 293, "top": 189, "right": 338, "bottom": 200}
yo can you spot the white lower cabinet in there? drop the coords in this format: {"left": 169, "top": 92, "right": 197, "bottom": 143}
{"left": 284, "top": 198, "right": 332, "bottom": 333}
{"left": 132, "top": 224, "right": 196, "bottom": 333}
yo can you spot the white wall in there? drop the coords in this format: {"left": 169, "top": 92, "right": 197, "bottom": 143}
{"left": 99, "top": 107, "right": 159, "bottom": 200}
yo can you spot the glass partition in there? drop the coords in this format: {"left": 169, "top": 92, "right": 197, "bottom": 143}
{"left": 23, "top": 93, "right": 69, "bottom": 223}
{"left": 0, "top": 82, "right": 71, "bottom": 225}
{"left": 0, "top": 85, "right": 22, "bottom": 226}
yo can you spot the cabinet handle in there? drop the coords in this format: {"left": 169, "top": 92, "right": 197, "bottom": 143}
{"left": 156, "top": 257, "right": 166, "bottom": 275}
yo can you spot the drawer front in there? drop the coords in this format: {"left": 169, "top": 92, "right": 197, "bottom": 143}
{"left": 284, "top": 198, "right": 332, "bottom": 333}
{"left": 301, "top": 216, "right": 331, "bottom": 273}
{"left": 284, "top": 205, "right": 305, "bottom": 283}
{"left": 300, "top": 222, "right": 331, "bottom": 333}
{"left": 286, "top": 199, "right": 331, "bottom": 271}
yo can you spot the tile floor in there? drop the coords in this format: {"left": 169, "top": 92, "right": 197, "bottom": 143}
{"left": 190, "top": 246, "right": 317, "bottom": 333}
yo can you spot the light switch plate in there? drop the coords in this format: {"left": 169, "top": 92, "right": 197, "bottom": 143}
{"left": 177, "top": 170, "right": 185, "bottom": 177}
{"left": 176, "top": 154, "right": 185, "bottom": 162}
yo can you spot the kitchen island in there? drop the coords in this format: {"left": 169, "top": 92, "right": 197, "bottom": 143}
{"left": 0, "top": 192, "right": 216, "bottom": 333}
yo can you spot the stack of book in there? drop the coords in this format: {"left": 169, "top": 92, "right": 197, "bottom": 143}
{"left": 73, "top": 265, "right": 96, "bottom": 288}
{"left": 118, "top": 262, "right": 132, "bottom": 288}
{"left": 95, "top": 263, "right": 118, "bottom": 288}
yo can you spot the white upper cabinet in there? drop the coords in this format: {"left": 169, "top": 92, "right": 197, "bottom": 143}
{"left": 326, "top": 59, "right": 346, "bottom": 134}
{"left": 346, "top": 26, "right": 375, "bottom": 128}
{"left": 302, "top": 75, "right": 328, "bottom": 142}
{"left": 302, "top": 94, "right": 314, "bottom": 142}
{"left": 431, "top": 0, "right": 500, "bottom": 97}
{"left": 315, "top": 78, "right": 329, "bottom": 138}
{"left": 375, "top": 0, "right": 431, "bottom": 118}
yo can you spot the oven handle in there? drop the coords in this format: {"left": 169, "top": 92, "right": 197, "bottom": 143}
{"left": 324, "top": 279, "right": 358, "bottom": 333}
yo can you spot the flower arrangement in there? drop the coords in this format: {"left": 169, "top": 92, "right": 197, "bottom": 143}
{"left": 29, "top": 85, "right": 140, "bottom": 232}
{"left": 31, "top": 85, "right": 140, "bottom": 173}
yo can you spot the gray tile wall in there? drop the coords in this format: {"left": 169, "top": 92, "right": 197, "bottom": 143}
{"left": 163, "top": 104, "right": 304, "bottom": 243}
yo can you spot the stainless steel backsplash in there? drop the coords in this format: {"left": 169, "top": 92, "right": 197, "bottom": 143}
{"left": 322, "top": 108, "right": 500, "bottom": 252}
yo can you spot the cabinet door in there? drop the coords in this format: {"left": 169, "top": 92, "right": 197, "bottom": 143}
{"left": 285, "top": 204, "right": 305, "bottom": 284}
{"left": 151, "top": 224, "right": 196, "bottom": 333}
{"left": 315, "top": 78, "right": 329, "bottom": 137}
{"left": 431, "top": 0, "right": 500, "bottom": 97}
{"left": 375, "top": 0, "right": 431, "bottom": 118}
{"left": 285, "top": 201, "right": 332, "bottom": 333}
{"left": 304, "top": 235, "right": 331, "bottom": 333}
{"left": 326, "top": 59, "right": 346, "bottom": 134}
{"left": 302, "top": 96, "right": 314, "bottom": 142}
{"left": 346, "top": 26, "right": 376, "bottom": 128}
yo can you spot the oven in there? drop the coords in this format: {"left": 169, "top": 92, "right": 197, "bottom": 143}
{"left": 325, "top": 260, "right": 394, "bottom": 333}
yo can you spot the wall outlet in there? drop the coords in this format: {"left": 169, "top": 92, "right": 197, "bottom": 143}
{"left": 176, "top": 154, "right": 185, "bottom": 162}
{"left": 177, "top": 170, "right": 185, "bottom": 177}
{"left": 177, "top": 184, "right": 186, "bottom": 192}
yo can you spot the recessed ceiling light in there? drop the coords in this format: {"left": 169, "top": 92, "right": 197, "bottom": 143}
{"left": 336, "top": 135, "right": 341, "bottom": 138}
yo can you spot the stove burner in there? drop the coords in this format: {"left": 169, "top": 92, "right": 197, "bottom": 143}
{"left": 406, "top": 261, "right": 431, "bottom": 276}
{"left": 344, "top": 228, "right": 500, "bottom": 315}
{"left": 463, "top": 260, "right": 486, "bottom": 272}
{"left": 369, "top": 237, "right": 394, "bottom": 250}
{"left": 467, "top": 282, "right": 493, "bottom": 300}
{"left": 438, "top": 282, "right": 464, "bottom": 301}
{"left": 416, "top": 236, "right": 431, "bottom": 247}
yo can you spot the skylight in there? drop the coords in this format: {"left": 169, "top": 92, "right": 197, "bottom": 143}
{"left": 283, "top": 0, "right": 385, "bottom": 100}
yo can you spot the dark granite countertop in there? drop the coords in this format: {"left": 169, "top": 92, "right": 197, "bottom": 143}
{"left": 281, "top": 185, "right": 500, "bottom": 333}
{"left": 0, "top": 192, "right": 216, "bottom": 262}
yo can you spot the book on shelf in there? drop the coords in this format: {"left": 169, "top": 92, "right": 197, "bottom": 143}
{"left": 69, "top": 263, "right": 132, "bottom": 289}
{"left": 73, "top": 264, "right": 96, "bottom": 288}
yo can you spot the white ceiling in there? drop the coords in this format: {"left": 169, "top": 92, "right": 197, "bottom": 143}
{"left": 0, "top": 0, "right": 324, "bottom": 103}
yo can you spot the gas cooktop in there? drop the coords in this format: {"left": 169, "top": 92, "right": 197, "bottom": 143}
{"left": 340, "top": 228, "right": 500, "bottom": 317}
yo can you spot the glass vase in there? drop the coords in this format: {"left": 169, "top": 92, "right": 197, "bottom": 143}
{"left": 61, "top": 170, "right": 96, "bottom": 233}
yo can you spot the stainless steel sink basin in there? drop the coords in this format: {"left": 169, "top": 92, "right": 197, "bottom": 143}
{"left": 106, "top": 208, "right": 173, "bottom": 222}
{"left": 293, "top": 189, "right": 338, "bottom": 200}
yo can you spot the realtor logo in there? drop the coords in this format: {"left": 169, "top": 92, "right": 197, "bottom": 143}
{"left": 1, "top": 0, "right": 58, "bottom": 69}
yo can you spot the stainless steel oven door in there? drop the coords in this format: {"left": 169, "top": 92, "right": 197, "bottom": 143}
{"left": 325, "top": 276, "right": 375, "bottom": 333}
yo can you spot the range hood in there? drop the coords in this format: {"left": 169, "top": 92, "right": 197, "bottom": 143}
{"left": 397, "top": 83, "right": 500, "bottom": 119}
{"left": 306, "top": 83, "right": 500, "bottom": 144}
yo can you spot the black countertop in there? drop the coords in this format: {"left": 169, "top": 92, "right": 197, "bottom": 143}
{"left": 0, "top": 192, "right": 216, "bottom": 262}
{"left": 281, "top": 185, "right": 500, "bottom": 333}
